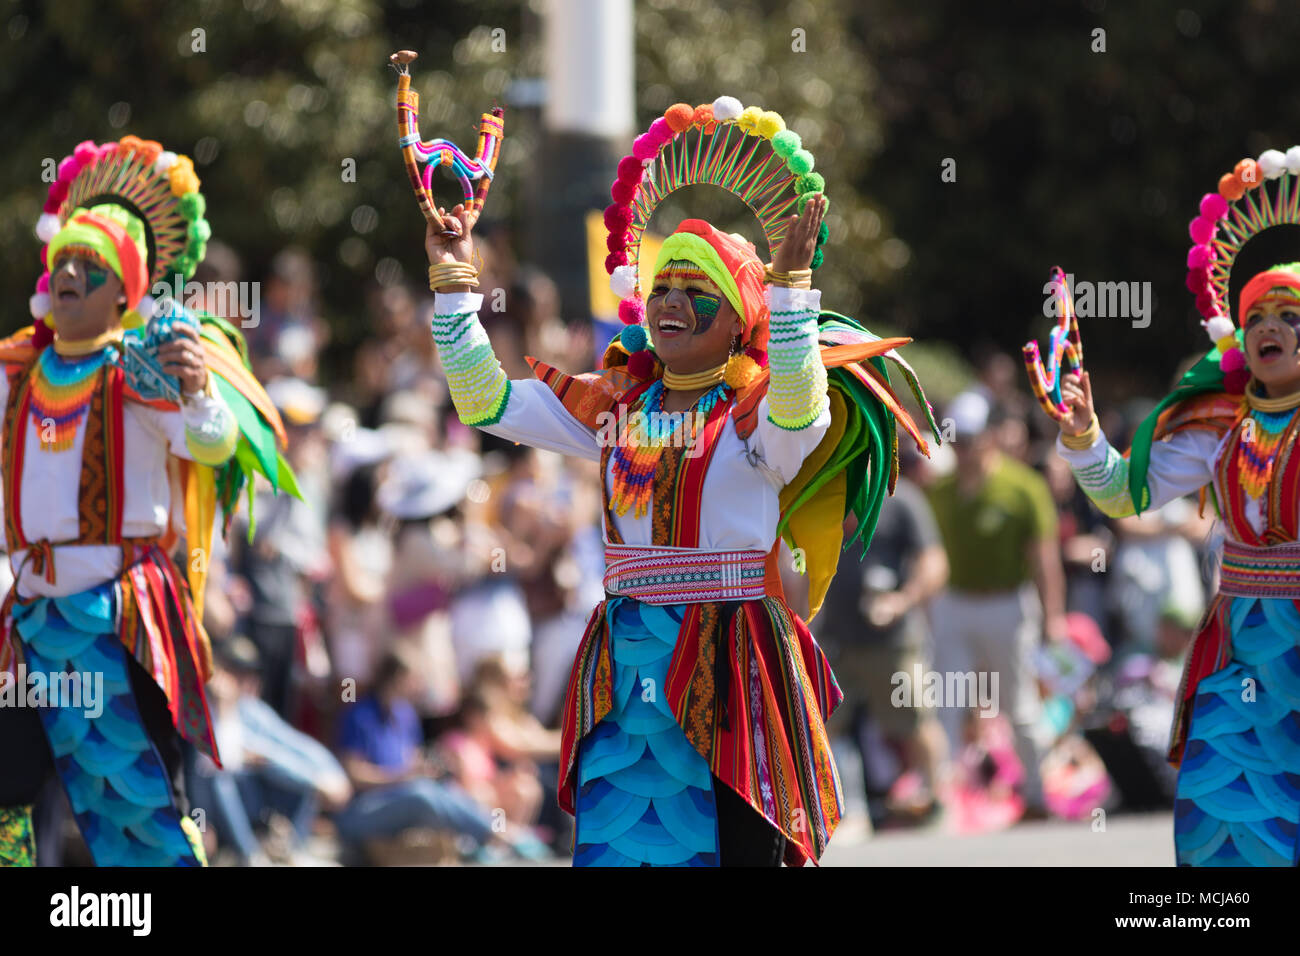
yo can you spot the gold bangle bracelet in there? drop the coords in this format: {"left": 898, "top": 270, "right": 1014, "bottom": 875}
{"left": 428, "top": 262, "right": 480, "bottom": 292}
{"left": 1061, "top": 414, "right": 1100, "bottom": 450}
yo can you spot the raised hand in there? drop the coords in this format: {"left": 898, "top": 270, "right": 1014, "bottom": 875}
{"left": 425, "top": 203, "right": 476, "bottom": 266}
{"left": 1058, "top": 370, "right": 1096, "bottom": 438}
{"left": 771, "top": 194, "right": 827, "bottom": 274}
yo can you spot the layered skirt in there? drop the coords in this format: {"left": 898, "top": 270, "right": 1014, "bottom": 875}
{"left": 1174, "top": 595, "right": 1300, "bottom": 866}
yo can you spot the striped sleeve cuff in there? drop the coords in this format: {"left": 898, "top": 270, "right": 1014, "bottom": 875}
{"left": 431, "top": 292, "right": 511, "bottom": 428}
{"left": 765, "top": 286, "right": 827, "bottom": 431}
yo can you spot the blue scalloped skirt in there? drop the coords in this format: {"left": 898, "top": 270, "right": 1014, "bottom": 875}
{"left": 11, "top": 583, "right": 204, "bottom": 866}
{"left": 1174, "top": 596, "right": 1300, "bottom": 866}
{"left": 573, "top": 597, "right": 720, "bottom": 866}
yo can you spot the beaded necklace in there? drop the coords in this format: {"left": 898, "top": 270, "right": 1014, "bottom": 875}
{"left": 1238, "top": 407, "right": 1296, "bottom": 501}
{"left": 608, "top": 379, "right": 728, "bottom": 519}
{"left": 29, "top": 346, "right": 111, "bottom": 452}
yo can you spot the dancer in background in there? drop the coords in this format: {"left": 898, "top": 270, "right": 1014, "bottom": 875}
{"left": 0, "top": 136, "right": 294, "bottom": 866}
{"left": 1041, "top": 148, "right": 1300, "bottom": 866}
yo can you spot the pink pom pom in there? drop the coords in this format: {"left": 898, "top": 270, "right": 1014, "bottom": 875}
{"left": 32, "top": 320, "right": 54, "bottom": 349}
{"left": 627, "top": 349, "right": 655, "bottom": 380}
{"left": 1186, "top": 244, "right": 1214, "bottom": 270}
{"left": 48, "top": 180, "right": 69, "bottom": 204}
{"left": 632, "top": 133, "right": 658, "bottom": 161}
{"left": 39, "top": 246, "right": 48, "bottom": 267}
{"left": 36, "top": 273, "right": 50, "bottom": 293}
{"left": 1199, "top": 192, "right": 1230, "bottom": 221}
{"left": 1224, "top": 367, "right": 1250, "bottom": 393}
{"left": 618, "top": 296, "right": 645, "bottom": 326}
{"left": 42, "top": 195, "right": 61, "bottom": 214}
{"left": 605, "top": 250, "right": 629, "bottom": 273}
{"left": 1185, "top": 268, "right": 1211, "bottom": 295}
{"left": 56, "top": 156, "right": 77, "bottom": 181}
{"left": 97, "top": 143, "right": 118, "bottom": 161}
{"left": 1195, "top": 290, "right": 1217, "bottom": 316}
{"left": 603, "top": 203, "right": 634, "bottom": 232}
{"left": 611, "top": 179, "right": 636, "bottom": 205}
{"left": 607, "top": 231, "right": 629, "bottom": 252}
{"left": 1189, "top": 216, "right": 1216, "bottom": 245}
{"left": 648, "top": 117, "right": 672, "bottom": 144}
{"left": 73, "top": 140, "right": 98, "bottom": 166}
{"left": 616, "top": 156, "right": 644, "bottom": 185}
{"left": 1221, "top": 347, "right": 1246, "bottom": 372}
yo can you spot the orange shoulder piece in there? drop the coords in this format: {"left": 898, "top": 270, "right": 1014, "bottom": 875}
{"left": 1153, "top": 391, "right": 1241, "bottom": 443}
{"left": 524, "top": 356, "right": 642, "bottom": 428}
{"left": 0, "top": 325, "right": 38, "bottom": 367}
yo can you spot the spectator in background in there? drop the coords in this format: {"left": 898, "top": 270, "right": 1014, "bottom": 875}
{"left": 1042, "top": 452, "right": 1114, "bottom": 632}
{"left": 190, "top": 637, "right": 352, "bottom": 866}
{"left": 816, "top": 462, "right": 950, "bottom": 827}
{"left": 247, "top": 247, "right": 330, "bottom": 383}
{"left": 229, "top": 379, "right": 331, "bottom": 720}
{"left": 926, "top": 391, "right": 1068, "bottom": 821}
{"left": 333, "top": 648, "right": 546, "bottom": 862}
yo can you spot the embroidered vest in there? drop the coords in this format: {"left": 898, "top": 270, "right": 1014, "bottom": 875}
{"left": 3, "top": 355, "right": 133, "bottom": 577}
{"left": 1212, "top": 406, "right": 1300, "bottom": 545}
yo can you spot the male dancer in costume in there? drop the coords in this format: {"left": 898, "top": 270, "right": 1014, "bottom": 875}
{"left": 1041, "top": 149, "right": 1300, "bottom": 866}
{"left": 416, "top": 99, "right": 939, "bottom": 865}
{"left": 0, "top": 136, "right": 294, "bottom": 866}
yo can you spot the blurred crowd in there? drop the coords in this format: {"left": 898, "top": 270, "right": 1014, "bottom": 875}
{"left": 26, "top": 241, "right": 1215, "bottom": 864}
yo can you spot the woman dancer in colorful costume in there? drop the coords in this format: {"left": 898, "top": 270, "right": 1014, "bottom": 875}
{"left": 418, "top": 98, "right": 939, "bottom": 866}
{"left": 1038, "top": 147, "right": 1300, "bottom": 866}
{"left": 0, "top": 136, "right": 296, "bottom": 866}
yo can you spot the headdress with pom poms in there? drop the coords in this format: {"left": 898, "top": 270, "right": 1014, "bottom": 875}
{"left": 1186, "top": 146, "right": 1300, "bottom": 394}
{"left": 31, "top": 135, "right": 210, "bottom": 338}
{"left": 602, "top": 97, "right": 828, "bottom": 379}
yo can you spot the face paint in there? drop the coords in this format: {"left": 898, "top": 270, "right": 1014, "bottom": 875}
{"left": 83, "top": 262, "right": 111, "bottom": 293}
{"left": 53, "top": 248, "right": 114, "bottom": 294}
{"left": 1245, "top": 290, "right": 1300, "bottom": 348}
{"left": 649, "top": 260, "right": 729, "bottom": 335}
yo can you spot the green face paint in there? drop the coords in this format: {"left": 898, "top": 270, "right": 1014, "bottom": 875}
{"left": 83, "top": 262, "right": 111, "bottom": 293}
{"left": 686, "top": 290, "right": 720, "bottom": 334}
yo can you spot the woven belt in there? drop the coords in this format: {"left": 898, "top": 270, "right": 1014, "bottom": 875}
{"left": 1219, "top": 539, "right": 1300, "bottom": 599}
{"left": 603, "top": 544, "right": 768, "bottom": 605}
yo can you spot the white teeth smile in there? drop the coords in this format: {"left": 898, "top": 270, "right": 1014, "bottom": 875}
{"left": 658, "top": 317, "right": 689, "bottom": 332}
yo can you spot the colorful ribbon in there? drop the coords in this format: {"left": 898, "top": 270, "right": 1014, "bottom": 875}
{"left": 1023, "top": 266, "right": 1084, "bottom": 420}
{"left": 389, "top": 50, "right": 504, "bottom": 235}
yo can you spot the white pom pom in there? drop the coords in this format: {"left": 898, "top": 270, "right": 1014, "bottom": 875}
{"left": 137, "top": 295, "right": 156, "bottom": 320}
{"left": 1204, "top": 315, "right": 1234, "bottom": 342}
{"left": 1259, "top": 149, "right": 1287, "bottom": 180}
{"left": 610, "top": 265, "right": 638, "bottom": 299}
{"left": 711, "top": 96, "right": 743, "bottom": 122}
{"left": 29, "top": 292, "right": 51, "bottom": 319}
{"left": 154, "top": 151, "right": 178, "bottom": 175}
{"left": 36, "top": 213, "right": 61, "bottom": 243}
{"left": 1285, "top": 146, "right": 1300, "bottom": 175}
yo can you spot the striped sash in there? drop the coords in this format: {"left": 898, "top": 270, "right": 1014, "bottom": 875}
{"left": 1219, "top": 539, "right": 1300, "bottom": 599}
{"left": 603, "top": 543, "right": 768, "bottom": 605}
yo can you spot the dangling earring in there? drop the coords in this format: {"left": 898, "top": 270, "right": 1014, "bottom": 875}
{"left": 724, "top": 331, "right": 757, "bottom": 390}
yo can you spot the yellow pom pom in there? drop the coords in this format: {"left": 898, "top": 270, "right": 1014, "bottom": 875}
{"left": 724, "top": 353, "right": 760, "bottom": 390}
{"left": 756, "top": 111, "right": 786, "bottom": 139}
{"left": 1215, "top": 334, "right": 1237, "bottom": 353}
{"left": 737, "top": 106, "right": 763, "bottom": 135}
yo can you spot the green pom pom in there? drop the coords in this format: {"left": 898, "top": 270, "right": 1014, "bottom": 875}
{"left": 621, "top": 323, "right": 648, "bottom": 352}
{"left": 788, "top": 149, "right": 815, "bottom": 175}
{"left": 191, "top": 239, "right": 208, "bottom": 263}
{"left": 189, "top": 219, "right": 212, "bottom": 244}
{"left": 175, "top": 254, "right": 197, "bottom": 279}
{"left": 795, "top": 172, "right": 825, "bottom": 195}
{"left": 817, "top": 220, "right": 829, "bottom": 244}
{"left": 771, "top": 129, "right": 802, "bottom": 159}
{"left": 798, "top": 192, "right": 829, "bottom": 214}
{"left": 178, "top": 192, "right": 206, "bottom": 222}
{"left": 811, "top": 246, "right": 824, "bottom": 269}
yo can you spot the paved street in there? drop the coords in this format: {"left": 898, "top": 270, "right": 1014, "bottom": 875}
{"left": 819, "top": 812, "right": 1175, "bottom": 867}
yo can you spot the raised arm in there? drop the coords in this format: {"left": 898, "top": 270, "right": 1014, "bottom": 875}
{"left": 753, "top": 197, "right": 832, "bottom": 483}
{"left": 424, "top": 205, "right": 600, "bottom": 460}
{"left": 1056, "top": 370, "right": 1216, "bottom": 517}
